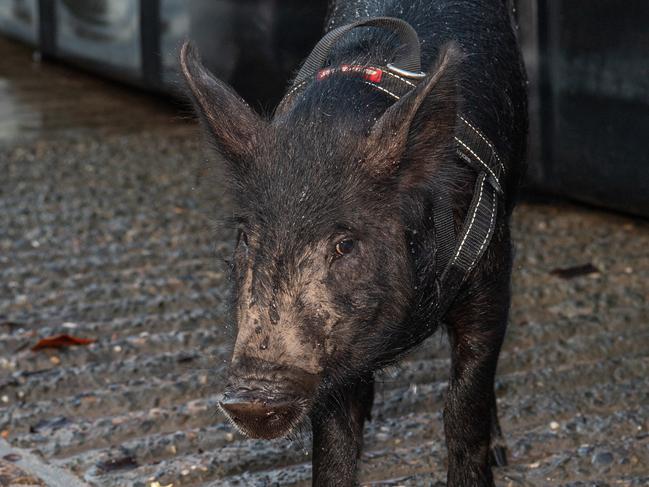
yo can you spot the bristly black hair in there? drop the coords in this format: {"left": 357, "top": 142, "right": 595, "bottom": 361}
{"left": 183, "top": 2, "right": 527, "bottom": 476}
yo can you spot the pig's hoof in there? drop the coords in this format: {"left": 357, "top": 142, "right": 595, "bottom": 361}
{"left": 490, "top": 444, "right": 508, "bottom": 467}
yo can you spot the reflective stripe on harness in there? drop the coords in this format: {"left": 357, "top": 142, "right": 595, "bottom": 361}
{"left": 278, "top": 17, "right": 505, "bottom": 322}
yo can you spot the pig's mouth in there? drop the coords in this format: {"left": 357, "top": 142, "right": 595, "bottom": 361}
{"left": 219, "top": 390, "right": 308, "bottom": 439}
{"left": 219, "top": 365, "right": 320, "bottom": 439}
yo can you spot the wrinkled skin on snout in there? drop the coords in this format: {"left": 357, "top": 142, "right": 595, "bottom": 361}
{"left": 180, "top": 41, "right": 460, "bottom": 440}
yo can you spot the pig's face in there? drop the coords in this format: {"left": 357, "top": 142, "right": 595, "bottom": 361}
{"left": 221, "top": 136, "right": 413, "bottom": 438}
{"left": 180, "top": 42, "right": 459, "bottom": 438}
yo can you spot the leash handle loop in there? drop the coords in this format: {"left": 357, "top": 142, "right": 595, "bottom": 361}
{"left": 293, "top": 16, "right": 424, "bottom": 86}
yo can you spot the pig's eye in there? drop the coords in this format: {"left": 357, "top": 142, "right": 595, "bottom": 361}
{"left": 335, "top": 238, "right": 355, "bottom": 256}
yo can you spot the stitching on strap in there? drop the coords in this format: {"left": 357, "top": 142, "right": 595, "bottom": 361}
{"left": 363, "top": 81, "right": 400, "bottom": 99}
{"left": 282, "top": 64, "right": 417, "bottom": 107}
{"left": 459, "top": 115, "right": 506, "bottom": 174}
{"left": 284, "top": 79, "right": 309, "bottom": 98}
{"left": 454, "top": 136, "right": 501, "bottom": 187}
{"left": 286, "top": 73, "right": 406, "bottom": 103}
{"left": 467, "top": 185, "right": 497, "bottom": 270}
{"left": 451, "top": 174, "right": 485, "bottom": 264}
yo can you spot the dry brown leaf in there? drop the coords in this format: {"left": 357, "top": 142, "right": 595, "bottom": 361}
{"left": 31, "top": 334, "right": 96, "bottom": 351}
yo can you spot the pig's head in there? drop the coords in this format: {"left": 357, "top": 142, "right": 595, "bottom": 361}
{"left": 180, "top": 41, "right": 460, "bottom": 439}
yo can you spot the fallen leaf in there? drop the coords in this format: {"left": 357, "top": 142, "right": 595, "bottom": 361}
{"left": 550, "top": 263, "right": 600, "bottom": 279}
{"left": 31, "top": 334, "right": 96, "bottom": 351}
{"left": 2, "top": 453, "right": 21, "bottom": 462}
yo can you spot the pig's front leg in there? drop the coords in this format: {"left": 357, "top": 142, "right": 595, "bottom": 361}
{"left": 443, "top": 277, "right": 509, "bottom": 486}
{"left": 490, "top": 394, "right": 508, "bottom": 467}
{"left": 311, "top": 377, "right": 374, "bottom": 486}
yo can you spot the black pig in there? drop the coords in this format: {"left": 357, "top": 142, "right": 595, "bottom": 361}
{"left": 180, "top": 0, "right": 527, "bottom": 485}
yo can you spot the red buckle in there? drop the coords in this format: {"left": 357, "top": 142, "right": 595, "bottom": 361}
{"left": 362, "top": 67, "right": 383, "bottom": 83}
{"left": 316, "top": 65, "right": 383, "bottom": 83}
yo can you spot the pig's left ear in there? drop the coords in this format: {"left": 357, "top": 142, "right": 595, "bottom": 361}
{"left": 366, "top": 42, "right": 462, "bottom": 188}
{"left": 180, "top": 41, "right": 268, "bottom": 164}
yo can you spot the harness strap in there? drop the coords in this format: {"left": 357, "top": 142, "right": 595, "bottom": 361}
{"left": 281, "top": 17, "right": 505, "bottom": 322}
{"left": 436, "top": 173, "right": 498, "bottom": 318}
{"left": 456, "top": 116, "right": 504, "bottom": 194}
{"left": 432, "top": 190, "right": 456, "bottom": 275}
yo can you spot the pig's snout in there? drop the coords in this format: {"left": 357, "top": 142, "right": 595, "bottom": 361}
{"left": 220, "top": 395, "right": 302, "bottom": 440}
{"left": 220, "top": 360, "right": 319, "bottom": 439}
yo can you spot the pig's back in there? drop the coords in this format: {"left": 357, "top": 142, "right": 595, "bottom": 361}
{"left": 326, "top": 0, "right": 528, "bottom": 208}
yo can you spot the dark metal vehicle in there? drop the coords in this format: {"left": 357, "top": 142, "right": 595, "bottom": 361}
{"left": 0, "top": 0, "right": 328, "bottom": 106}
{"left": 518, "top": 0, "right": 649, "bottom": 216}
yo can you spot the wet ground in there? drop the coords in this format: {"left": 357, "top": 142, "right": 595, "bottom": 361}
{"left": 1, "top": 36, "right": 648, "bottom": 486}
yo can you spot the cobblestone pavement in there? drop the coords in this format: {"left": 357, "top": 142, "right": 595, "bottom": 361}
{"left": 1, "top": 37, "right": 648, "bottom": 486}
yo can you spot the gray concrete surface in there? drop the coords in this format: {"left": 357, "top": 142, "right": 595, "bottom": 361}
{"left": 1, "top": 37, "right": 648, "bottom": 486}
{"left": 0, "top": 438, "right": 90, "bottom": 487}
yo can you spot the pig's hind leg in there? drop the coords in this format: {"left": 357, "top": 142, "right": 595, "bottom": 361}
{"left": 442, "top": 253, "right": 511, "bottom": 486}
{"left": 310, "top": 376, "right": 374, "bottom": 486}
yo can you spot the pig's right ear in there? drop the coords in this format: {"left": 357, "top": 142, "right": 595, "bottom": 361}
{"left": 365, "top": 42, "right": 461, "bottom": 185}
{"left": 180, "top": 41, "right": 267, "bottom": 163}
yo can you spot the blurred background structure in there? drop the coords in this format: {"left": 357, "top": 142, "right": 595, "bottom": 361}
{"left": 0, "top": 1, "right": 647, "bottom": 486}
{"left": 1, "top": 0, "right": 647, "bottom": 216}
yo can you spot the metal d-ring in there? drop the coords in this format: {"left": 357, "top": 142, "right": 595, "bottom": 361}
{"left": 387, "top": 63, "right": 426, "bottom": 79}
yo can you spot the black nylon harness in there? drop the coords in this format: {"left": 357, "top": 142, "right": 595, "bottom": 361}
{"left": 279, "top": 17, "right": 503, "bottom": 321}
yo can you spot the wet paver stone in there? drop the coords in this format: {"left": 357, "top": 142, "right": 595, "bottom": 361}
{"left": 1, "top": 37, "right": 648, "bottom": 486}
